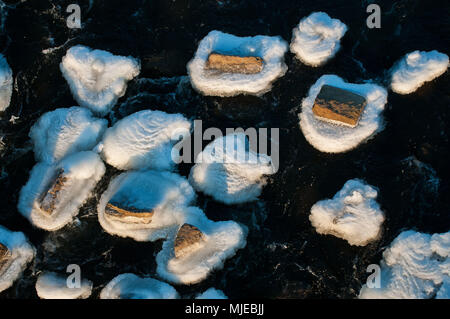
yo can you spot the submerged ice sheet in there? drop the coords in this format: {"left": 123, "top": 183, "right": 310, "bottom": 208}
{"left": 60, "top": 45, "right": 140, "bottom": 116}
{"left": 98, "top": 110, "right": 191, "bottom": 171}
{"left": 0, "top": 225, "right": 35, "bottom": 293}
{"left": 299, "top": 75, "right": 388, "bottom": 153}
{"left": 196, "top": 288, "right": 227, "bottom": 299}
{"left": 309, "top": 179, "right": 385, "bottom": 246}
{"left": 189, "top": 133, "right": 275, "bottom": 204}
{"left": 390, "top": 50, "right": 449, "bottom": 94}
{"left": 0, "top": 54, "right": 13, "bottom": 112}
{"left": 100, "top": 273, "right": 179, "bottom": 299}
{"left": 187, "top": 30, "right": 288, "bottom": 97}
{"left": 290, "top": 12, "right": 347, "bottom": 67}
{"left": 156, "top": 207, "right": 247, "bottom": 285}
{"left": 29, "top": 107, "right": 107, "bottom": 164}
{"left": 98, "top": 170, "right": 196, "bottom": 241}
{"left": 35, "top": 271, "right": 92, "bottom": 299}
{"left": 18, "top": 151, "right": 105, "bottom": 231}
{"left": 359, "top": 230, "right": 450, "bottom": 299}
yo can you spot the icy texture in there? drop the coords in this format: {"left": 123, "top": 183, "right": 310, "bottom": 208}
{"left": 0, "top": 225, "right": 35, "bottom": 293}
{"left": 99, "top": 110, "right": 191, "bottom": 171}
{"left": 309, "top": 179, "right": 385, "bottom": 246}
{"left": 196, "top": 288, "right": 228, "bottom": 299}
{"left": 290, "top": 12, "right": 347, "bottom": 66}
{"left": 359, "top": 230, "right": 450, "bottom": 299}
{"left": 18, "top": 151, "right": 105, "bottom": 231}
{"left": 189, "top": 133, "right": 275, "bottom": 204}
{"left": 156, "top": 207, "right": 247, "bottom": 285}
{"left": 187, "top": 30, "right": 288, "bottom": 97}
{"left": 98, "top": 170, "right": 196, "bottom": 241}
{"left": 35, "top": 271, "right": 92, "bottom": 299}
{"left": 60, "top": 45, "right": 140, "bottom": 116}
{"left": 391, "top": 50, "right": 449, "bottom": 94}
{"left": 29, "top": 107, "right": 107, "bottom": 164}
{"left": 100, "top": 273, "right": 179, "bottom": 299}
{"left": 299, "top": 75, "right": 388, "bottom": 153}
{"left": 0, "top": 54, "right": 13, "bottom": 112}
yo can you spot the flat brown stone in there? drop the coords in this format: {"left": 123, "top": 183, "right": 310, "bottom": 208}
{"left": 0, "top": 243, "right": 11, "bottom": 272}
{"left": 174, "top": 223, "right": 205, "bottom": 258}
{"left": 105, "top": 202, "right": 154, "bottom": 224}
{"left": 205, "top": 52, "right": 263, "bottom": 74}
{"left": 39, "top": 169, "right": 68, "bottom": 215}
{"left": 312, "top": 85, "right": 367, "bottom": 127}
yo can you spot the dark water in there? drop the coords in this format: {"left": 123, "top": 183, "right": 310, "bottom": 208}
{"left": 0, "top": 0, "right": 449, "bottom": 298}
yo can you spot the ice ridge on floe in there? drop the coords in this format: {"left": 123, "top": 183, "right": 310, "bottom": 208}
{"left": 35, "top": 271, "right": 92, "bottom": 299}
{"left": 0, "top": 54, "right": 13, "bottom": 112}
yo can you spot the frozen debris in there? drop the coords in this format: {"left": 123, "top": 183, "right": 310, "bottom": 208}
{"left": 98, "top": 110, "right": 191, "bottom": 171}
{"left": 187, "top": 30, "right": 288, "bottom": 97}
{"left": 290, "top": 12, "right": 347, "bottom": 67}
{"left": 0, "top": 225, "right": 35, "bottom": 293}
{"left": 35, "top": 271, "right": 92, "bottom": 299}
{"left": 156, "top": 207, "right": 247, "bottom": 285}
{"left": 196, "top": 288, "right": 228, "bottom": 299}
{"left": 0, "top": 54, "right": 13, "bottom": 112}
{"left": 299, "top": 75, "right": 388, "bottom": 153}
{"left": 100, "top": 273, "right": 179, "bottom": 299}
{"left": 97, "top": 170, "right": 196, "bottom": 242}
{"left": 390, "top": 50, "right": 449, "bottom": 94}
{"left": 18, "top": 151, "right": 106, "bottom": 231}
{"left": 309, "top": 179, "right": 385, "bottom": 246}
{"left": 359, "top": 230, "right": 450, "bottom": 299}
{"left": 189, "top": 133, "right": 275, "bottom": 205}
{"left": 60, "top": 45, "right": 140, "bottom": 116}
{"left": 29, "top": 107, "right": 107, "bottom": 164}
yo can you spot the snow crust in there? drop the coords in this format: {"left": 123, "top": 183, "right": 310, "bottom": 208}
{"left": 35, "top": 271, "right": 92, "bottom": 299}
{"left": 196, "top": 287, "right": 228, "bottom": 299}
{"left": 0, "top": 54, "right": 13, "bottom": 112}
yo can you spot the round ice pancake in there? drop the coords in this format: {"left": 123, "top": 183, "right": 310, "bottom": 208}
{"left": 35, "top": 271, "right": 92, "bottom": 299}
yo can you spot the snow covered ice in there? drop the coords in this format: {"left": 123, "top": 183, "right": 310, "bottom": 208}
{"left": 189, "top": 133, "right": 275, "bottom": 204}
{"left": 29, "top": 107, "right": 107, "bottom": 164}
{"left": 390, "top": 50, "right": 449, "bottom": 94}
{"left": 196, "top": 288, "right": 227, "bottom": 299}
{"left": 0, "top": 54, "right": 13, "bottom": 112}
{"left": 359, "top": 230, "right": 450, "bottom": 299}
{"left": 100, "top": 273, "right": 179, "bottom": 299}
{"left": 97, "top": 170, "right": 196, "bottom": 241}
{"left": 309, "top": 179, "right": 385, "bottom": 246}
{"left": 35, "top": 271, "right": 92, "bottom": 299}
{"left": 18, "top": 151, "right": 106, "bottom": 231}
{"left": 60, "top": 45, "right": 140, "bottom": 116}
{"left": 299, "top": 75, "right": 388, "bottom": 153}
{"left": 98, "top": 110, "right": 191, "bottom": 171}
{"left": 156, "top": 207, "right": 247, "bottom": 285}
{"left": 0, "top": 225, "right": 35, "bottom": 293}
{"left": 290, "top": 12, "right": 347, "bottom": 67}
{"left": 187, "top": 30, "right": 288, "bottom": 97}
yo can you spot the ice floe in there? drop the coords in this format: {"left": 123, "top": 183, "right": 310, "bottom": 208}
{"left": 299, "top": 75, "right": 388, "bottom": 153}
{"left": 60, "top": 45, "right": 140, "bottom": 116}
{"left": 290, "top": 12, "right": 347, "bottom": 67}
{"left": 309, "top": 179, "right": 384, "bottom": 246}
{"left": 189, "top": 133, "right": 275, "bottom": 204}
{"left": 390, "top": 50, "right": 449, "bottom": 94}
{"left": 0, "top": 54, "right": 13, "bottom": 112}
{"left": 359, "top": 230, "right": 450, "bottom": 299}
{"left": 100, "top": 273, "right": 179, "bottom": 299}
{"left": 98, "top": 110, "right": 191, "bottom": 171}
{"left": 18, "top": 151, "right": 105, "bottom": 231}
{"left": 156, "top": 206, "right": 247, "bottom": 285}
{"left": 97, "top": 170, "right": 196, "bottom": 241}
{"left": 35, "top": 271, "right": 92, "bottom": 299}
{"left": 0, "top": 225, "right": 35, "bottom": 293}
{"left": 29, "top": 107, "right": 107, "bottom": 164}
{"left": 196, "top": 288, "right": 228, "bottom": 299}
{"left": 187, "top": 30, "right": 288, "bottom": 97}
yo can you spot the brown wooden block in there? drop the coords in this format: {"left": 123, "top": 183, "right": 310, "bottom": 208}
{"left": 205, "top": 52, "right": 263, "bottom": 74}
{"left": 39, "top": 169, "right": 68, "bottom": 215}
{"left": 105, "top": 202, "right": 154, "bottom": 224}
{"left": 174, "top": 223, "right": 205, "bottom": 258}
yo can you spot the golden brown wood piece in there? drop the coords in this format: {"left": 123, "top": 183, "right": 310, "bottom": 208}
{"left": 105, "top": 202, "right": 154, "bottom": 224}
{"left": 205, "top": 53, "right": 263, "bottom": 74}
{"left": 174, "top": 223, "right": 205, "bottom": 258}
{"left": 40, "top": 169, "right": 67, "bottom": 215}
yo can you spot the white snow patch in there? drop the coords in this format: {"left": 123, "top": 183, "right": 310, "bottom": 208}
{"left": 35, "top": 271, "right": 92, "bottom": 299}
{"left": 0, "top": 54, "right": 13, "bottom": 112}
{"left": 196, "top": 287, "right": 228, "bottom": 299}
{"left": 98, "top": 110, "right": 191, "bottom": 171}
{"left": 18, "top": 151, "right": 106, "bottom": 231}
{"left": 391, "top": 50, "right": 449, "bottom": 94}
{"left": 187, "top": 30, "right": 288, "bottom": 97}
{"left": 290, "top": 12, "right": 347, "bottom": 67}
{"left": 359, "top": 230, "right": 450, "bottom": 299}
{"left": 299, "top": 75, "right": 388, "bottom": 153}
{"left": 0, "top": 225, "right": 35, "bottom": 293}
{"left": 100, "top": 273, "right": 179, "bottom": 299}
{"left": 60, "top": 45, "right": 140, "bottom": 116}
{"left": 309, "top": 179, "right": 385, "bottom": 246}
